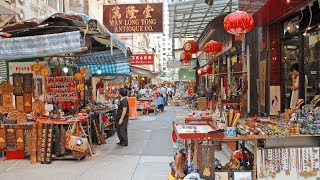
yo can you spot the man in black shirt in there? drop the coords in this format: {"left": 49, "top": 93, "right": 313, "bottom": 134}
{"left": 116, "top": 88, "right": 129, "bottom": 146}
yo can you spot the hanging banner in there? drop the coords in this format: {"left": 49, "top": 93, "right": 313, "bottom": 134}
{"left": 130, "top": 54, "right": 154, "bottom": 65}
{"left": 127, "top": 97, "right": 137, "bottom": 120}
{"left": 167, "top": 60, "right": 181, "bottom": 68}
{"left": 103, "top": 3, "right": 163, "bottom": 33}
{"left": 189, "top": 59, "right": 198, "bottom": 70}
{"left": 270, "top": 86, "right": 280, "bottom": 116}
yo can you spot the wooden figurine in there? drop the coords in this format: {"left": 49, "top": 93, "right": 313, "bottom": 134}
{"left": 225, "top": 155, "right": 240, "bottom": 170}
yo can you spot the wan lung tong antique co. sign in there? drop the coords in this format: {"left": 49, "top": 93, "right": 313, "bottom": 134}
{"left": 103, "top": 3, "right": 163, "bottom": 33}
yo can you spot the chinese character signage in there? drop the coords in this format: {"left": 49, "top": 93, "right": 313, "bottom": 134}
{"left": 130, "top": 54, "right": 154, "bottom": 65}
{"left": 103, "top": 3, "right": 163, "bottom": 33}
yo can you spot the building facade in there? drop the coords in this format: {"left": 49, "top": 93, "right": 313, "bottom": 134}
{"left": 0, "top": 0, "right": 68, "bottom": 26}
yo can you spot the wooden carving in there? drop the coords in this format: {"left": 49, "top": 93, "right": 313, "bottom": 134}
{"left": 23, "top": 73, "right": 33, "bottom": 93}
{"left": 0, "top": 82, "right": 14, "bottom": 109}
{"left": 24, "top": 129, "right": 32, "bottom": 156}
{"left": 13, "top": 73, "right": 23, "bottom": 95}
{"left": 24, "top": 93, "right": 32, "bottom": 113}
{"left": 0, "top": 128, "right": 6, "bottom": 150}
{"left": 40, "top": 123, "right": 48, "bottom": 164}
{"left": 30, "top": 124, "right": 37, "bottom": 164}
{"left": 198, "top": 144, "right": 215, "bottom": 179}
{"left": 6, "top": 128, "right": 16, "bottom": 150}
{"left": 16, "top": 129, "right": 24, "bottom": 151}
{"left": 46, "top": 124, "right": 53, "bottom": 164}
{"left": 37, "top": 123, "right": 42, "bottom": 162}
{"left": 15, "top": 96, "right": 24, "bottom": 112}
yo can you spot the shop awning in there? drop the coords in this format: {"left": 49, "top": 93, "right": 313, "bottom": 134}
{"left": 130, "top": 65, "right": 158, "bottom": 78}
{"left": 169, "top": 0, "right": 238, "bottom": 39}
{"left": 80, "top": 63, "right": 130, "bottom": 75}
{"left": 0, "top": 31, "right": 84, "bottom": 60}
{"left": 75, "top": 50, "right": 128, "bottom": 65}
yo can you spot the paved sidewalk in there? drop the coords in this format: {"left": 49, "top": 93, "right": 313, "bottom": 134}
{"left": 0, "top": 105, "right": 229, "bottom": 180}
{"left": 0, "top": 105, "right": 180, "bottom": 180}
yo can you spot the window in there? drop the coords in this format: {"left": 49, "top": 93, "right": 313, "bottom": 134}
{"left": 163, "top": 53, "right": 166, "bottom": 55}
{"left": 304, "top": 30, "right": 320, "bottom": 105}
{"left": 163, "top": 48, "right": 166, "bottom": 51}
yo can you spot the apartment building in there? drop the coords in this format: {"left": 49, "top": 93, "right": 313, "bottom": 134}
{"left": 0, "top": 0, "right": 69, "bottom": 26}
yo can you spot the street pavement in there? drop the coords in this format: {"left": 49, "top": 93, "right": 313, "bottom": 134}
{"left": 0, "top": 105, "right": 187, "bottom": 180}
{"left": 0, "top": 104, "right": 229, "bottom": 180}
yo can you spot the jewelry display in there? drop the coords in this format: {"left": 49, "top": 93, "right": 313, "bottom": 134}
{"left": 259, "top": 147, "right": 320, "bottom": 179}
{"left": 259, "top": 149, "right": 265, "bottom": 178}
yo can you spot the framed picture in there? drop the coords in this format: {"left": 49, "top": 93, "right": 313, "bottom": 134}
{"left": 233, "top": 170, "right": 253, "bottom": 180}
{"left": 215, "top": 171, "right": 229, "bottom": 180}
{"left": 197, "top": 144, "right": 215, "bottom": 179}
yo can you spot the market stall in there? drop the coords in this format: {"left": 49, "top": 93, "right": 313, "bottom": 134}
{"left": 0, "top": 12, "right": 130, "bottom": 163}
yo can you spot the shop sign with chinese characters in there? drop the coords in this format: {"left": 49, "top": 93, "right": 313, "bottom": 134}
{"left": 103, "top": 3, "right": 163, "bottom": 33}
{"left": 130, "top": 54, "right": 154, "bottom": 65}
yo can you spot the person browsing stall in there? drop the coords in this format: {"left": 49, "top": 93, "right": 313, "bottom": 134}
{"left": 116, "top": 88, "right": 129, "bottom": 146}
{"left": 290, "top": 63, "right": 308, "bottom": 109}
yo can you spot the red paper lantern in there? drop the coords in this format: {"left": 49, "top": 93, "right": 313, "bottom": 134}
{"left": 204, "top": 40, "right": 222, "bottom": 54}
{"left": 203, "top": 65, "right": 212, "bottom": 74}
{"left": 197, "top": 68, "right": 205, "bottom": 76}
{"left": 183, "top": 40, "right": 199, "bottom": 54}
{"left": 180, "top": 51, "right": 192, "bottom": 62}
{"left": 224, "top": 10, "right": 254, "bottom": 41}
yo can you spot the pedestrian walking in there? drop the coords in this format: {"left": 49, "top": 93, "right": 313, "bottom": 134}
{"left": 156, "top": 92, "right": 165, "bottom": 112}
{"left": 116, "top": 88, "right": 129, "bottom": 146}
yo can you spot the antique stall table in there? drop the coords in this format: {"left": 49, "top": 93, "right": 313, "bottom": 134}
{"left": 174, "top": 123, "right": 267, "bottom": 180}
{"left": 0, "top": 121, "right": 35, "bottom": 160}
{"left": 35, "top": 116, "right": 92, "bottom": 160}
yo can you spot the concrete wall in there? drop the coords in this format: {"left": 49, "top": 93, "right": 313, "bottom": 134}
{"left": 69, "top": 0, "right": 89, "bottom": 14}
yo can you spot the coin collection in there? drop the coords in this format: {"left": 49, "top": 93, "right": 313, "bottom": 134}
{"left": 259, "top": 147, "right": 320, "bottom": 179}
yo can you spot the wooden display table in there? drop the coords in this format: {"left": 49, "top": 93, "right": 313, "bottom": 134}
{"left": 184, "top": 115, "right": 213, "bottom": 124}
{"left": 175, "top": 124, "right": 224, "bottom": 140}
{"left": 174, "top": 123, "right": 262, "bottom": 180}
{"left": 35, "top": 117, "right": 93, "bottom": 158}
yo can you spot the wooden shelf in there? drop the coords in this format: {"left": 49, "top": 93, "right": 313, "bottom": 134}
{"left": 288, "top": 134, "right": 320, "bottom": 137}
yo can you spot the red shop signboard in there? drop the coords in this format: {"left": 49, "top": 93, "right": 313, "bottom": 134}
{"left": 130, "top": 54, "right": 154, "bottom": 65}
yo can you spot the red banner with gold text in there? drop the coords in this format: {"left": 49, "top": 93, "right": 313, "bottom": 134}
{"left": 130, "top": 54, "right": 154, "bottom": 65}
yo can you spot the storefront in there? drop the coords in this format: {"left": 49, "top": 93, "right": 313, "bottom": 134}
{"left": 168, "top": 1, "right": 320, "bottom": 180}
{"left": 0, "top": 13, "right": 129, "bottom": 162}
{"left": 196, "top": 14, "right": 246, "bottom": 114}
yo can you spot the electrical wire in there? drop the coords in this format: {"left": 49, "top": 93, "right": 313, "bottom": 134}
{"left": 293, "top": 9, "right": 304, "bottom": 24}
{"left": 304, "top": 5, "right": 313, "bottom": 35}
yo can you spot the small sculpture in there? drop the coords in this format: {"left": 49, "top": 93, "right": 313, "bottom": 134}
{"left": 174, "top": 152, "right": 186, "bottom": 178}
{"left": 225, "top": 155, "right": 240, "bottom": 170}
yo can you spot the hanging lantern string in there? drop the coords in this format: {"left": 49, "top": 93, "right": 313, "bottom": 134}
{"left": 304, "top": 5, "right": 313, "bottom": 36}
